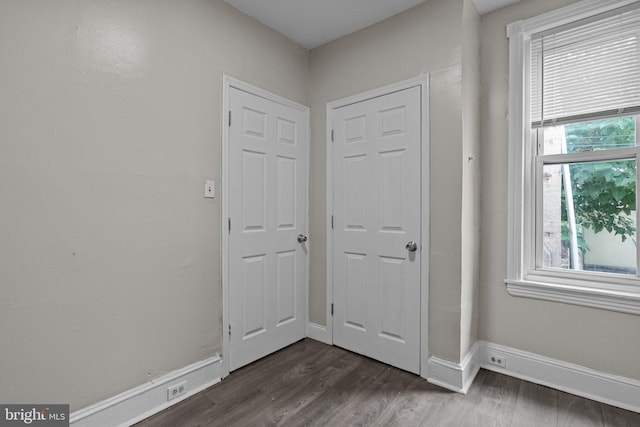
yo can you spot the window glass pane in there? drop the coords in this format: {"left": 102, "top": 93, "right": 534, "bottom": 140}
{"left": 542, "top": 116, "right": 637, "bottom": 155}
{"left": 542, "top": 158, "right": 636, "bottom": 274}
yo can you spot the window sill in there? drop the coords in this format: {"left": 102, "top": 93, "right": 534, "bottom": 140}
{"left": 505, "top": 279, "right": 640, "bottom": 315}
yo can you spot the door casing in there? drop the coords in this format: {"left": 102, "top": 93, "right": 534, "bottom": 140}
{"left": 326, "top": 76, "right": 430, "bottom": 378}
{"left": 222, "top": 75, "right": 310, "bottom": 377}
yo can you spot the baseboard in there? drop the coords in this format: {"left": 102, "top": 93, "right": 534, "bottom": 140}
{"left": 70, "top": 355, "right": 223, "bottom": 427}
{"left": 306, "top": 322, "right": 330, "bottom": 344}
{"left": 67, "top": 340, "right": 639, "bottom": 425}
{"left": 426, "top": 341, "right": 481, "bottom": 394}
{"left": 478, "top": 341, "right": 640, "bottom": 413}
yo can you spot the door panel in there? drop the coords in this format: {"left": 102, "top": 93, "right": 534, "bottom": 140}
{"left": 229, "top": 87, "right": 307, "bottom": 371}
{"left": 276, "top": 156, "right": 296, "bottom": 229}
{"left": 345, "top": 252, "right": 367, "bottom": 331}
{"left": 333, "top": 86, "right": 421, "bottom": 374}
{"left": 241, "top": 150, "right": 266, "bottom": 231}
{"left": 276, "top": 250, "right": 296, "bottom": 325}
{"left": 242, "top": 254, "right": 266, "bottom": 338}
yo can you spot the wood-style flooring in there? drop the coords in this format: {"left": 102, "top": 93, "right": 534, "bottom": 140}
{"left": 137, "top": 339, "right": 640, "bottom": 426}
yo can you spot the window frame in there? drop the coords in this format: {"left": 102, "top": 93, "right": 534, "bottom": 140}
{"left": 506, "top": 0, "right": 640, "bottom": 315}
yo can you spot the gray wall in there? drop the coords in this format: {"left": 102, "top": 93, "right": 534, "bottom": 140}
{"left": 479, "top": 0, "right": 640, "bottom": 381}
{"left": 0, "top": 0, "right": 308, "bottom": 411}
{"left": 461, "top": 0, "right": 481, "bottom": 358}
{"left": 308, "top": 0, "right": 481, "bottom": 363}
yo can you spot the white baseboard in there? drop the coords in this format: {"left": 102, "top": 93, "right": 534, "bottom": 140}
{"left": 68, "top": 339, "right": 640, "bottom": 425}
{"left": 478, "top": 341, "right": 640, "bottom": 414}
{"left": 427, "top": 341, "right": 481, "bottom": 394}
{"left": 306, "top": 322, "right": 330, "bottom": 344}
{"left": 426, "top": 340, "right": 640, "bottom": 413}
{"left": 70, "top": 355, "right": 223, "bottom": 427}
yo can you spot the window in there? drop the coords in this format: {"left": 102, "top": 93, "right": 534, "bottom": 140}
{"left": 506, "top": 0, "right": 640, "bottom": 314}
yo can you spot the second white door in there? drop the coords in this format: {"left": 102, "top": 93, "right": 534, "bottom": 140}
{"left": 332, "top": 85, "right": 422, "bottom": 374}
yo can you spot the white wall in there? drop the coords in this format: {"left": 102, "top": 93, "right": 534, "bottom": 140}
{"left": 583, "top": 222, "right": 637, "bottom": 270}
{"left": 308, "top": 0, "right": 481, "bottom": 363}
{"left": 0, "top": 0, "right": 308, "bottom": 411}
{"left": 479, "top": 0, "right": 640, "bottom": 380}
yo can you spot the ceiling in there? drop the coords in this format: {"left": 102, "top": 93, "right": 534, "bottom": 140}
{"left": 225, "top": 0, "right": 521, "bottom": 49}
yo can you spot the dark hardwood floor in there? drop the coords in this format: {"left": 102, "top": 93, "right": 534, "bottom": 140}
{"left": 137, "top": 339, "right": 640, "bottom": 426}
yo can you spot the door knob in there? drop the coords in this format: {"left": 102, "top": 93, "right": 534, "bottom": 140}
{"left": 405, "top": 241, "right": 418, "bottom": 252}
{"left": 297, "top": 234, "right": 308, "bottom": 243}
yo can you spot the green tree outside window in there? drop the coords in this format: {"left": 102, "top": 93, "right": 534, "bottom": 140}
{"left": 561, "top": 117, "right": 637, "bottom": 255}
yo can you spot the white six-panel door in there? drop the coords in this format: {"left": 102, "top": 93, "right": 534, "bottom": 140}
{"left": 228, "top": 86, "right": 308, "bottom": 371}
{"left": 332, "top": 86, "right": 422, "bottom": 374}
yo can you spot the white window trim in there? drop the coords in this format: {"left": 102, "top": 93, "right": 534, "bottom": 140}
{"left": 506, "top": 0, "right": 640, "bottom": 315}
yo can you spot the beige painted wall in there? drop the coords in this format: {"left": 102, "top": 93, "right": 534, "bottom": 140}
{"left": 0, "top": 0, "right": 307, "bottom": 411}
{"left": 308, "top": 0, "right": 480, "bottom": 363}
{"left": 479, "top": 0, "right": 640, "bottom": 380}
{"left": 460, "top": 0, "right": 481, "bottom": 359}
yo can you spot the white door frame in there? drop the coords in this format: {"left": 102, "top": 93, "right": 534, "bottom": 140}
{"left": 326, "top": 75, "right": 430, "bottom": 379}
{"left": 221, "top": 75, "right": 310, "bottom": 377}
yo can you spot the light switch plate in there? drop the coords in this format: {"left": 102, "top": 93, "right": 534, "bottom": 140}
{"left": 204, "top": 179, "right": 215, "bottom": 199}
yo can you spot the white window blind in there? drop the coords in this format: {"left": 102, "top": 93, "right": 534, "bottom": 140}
{"left": 531, "top": 3, "right": 640, "bottom": 127}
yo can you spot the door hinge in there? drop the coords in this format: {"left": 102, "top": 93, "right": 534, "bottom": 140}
{"left": 331, "top": 303, "right": 334, "bottom": 316}
{"left": 331, "top": 129, "right": 334, "bottom": 142}
{"left": 228, "top": 323, "right": 231, "bottom": 338}
{"left": 228, "top": 111, "right": 232, "bottom": 127}
{"left": 331, "top": 215, "right": 334, "bottom": 229}
{"left": 228, "top": 217, "right": 231, "bottom": 233}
